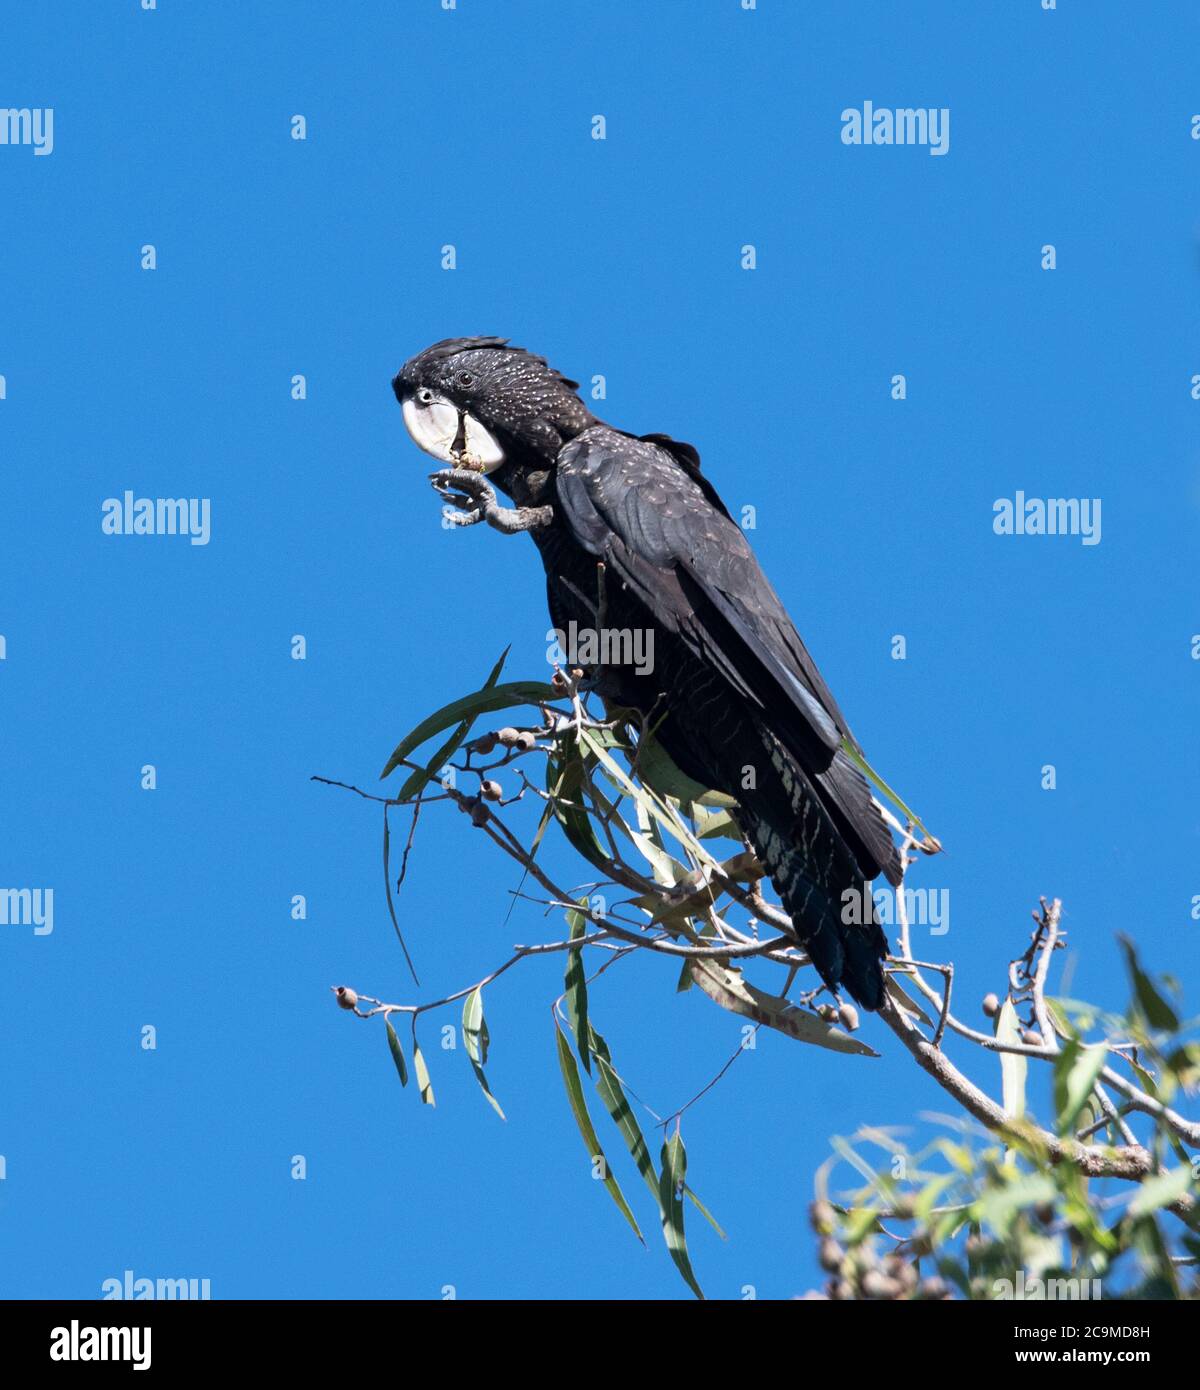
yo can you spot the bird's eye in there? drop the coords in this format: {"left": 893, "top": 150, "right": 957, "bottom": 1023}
{"left": 416, "top": 387, "right": 434, "bottom": 404}
{"left": 457, "top": 371, "right": 475, "bottom": 388}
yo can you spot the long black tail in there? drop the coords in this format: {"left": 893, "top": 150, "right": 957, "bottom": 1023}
{"left": 739, "top": 731, "right": 889, "bottom": 1011}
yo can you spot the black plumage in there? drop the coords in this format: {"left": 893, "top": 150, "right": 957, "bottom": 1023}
{"left": 393, "top": 338, "right": 901, "bottom": 1010}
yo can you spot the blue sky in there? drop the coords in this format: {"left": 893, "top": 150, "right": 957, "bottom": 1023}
{"left": 1, "top": 1, "right": 1197, "bottom": 1300}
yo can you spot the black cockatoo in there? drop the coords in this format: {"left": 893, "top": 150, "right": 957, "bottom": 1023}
{"left": 392, "top": 337, "right": 902, "bottom": 1009}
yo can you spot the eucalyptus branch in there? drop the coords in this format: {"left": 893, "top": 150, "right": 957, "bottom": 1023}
{"left": 317, "top": 694, "right": 1199, "bottom": 1207}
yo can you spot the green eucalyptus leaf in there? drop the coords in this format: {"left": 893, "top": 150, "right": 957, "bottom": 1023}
{"left": 658, "top": 1133, "right": 705, "bottom": 1300}
{"left": 554, "top": 1023, "right": 643, "bottom": 1243}
{"left": 380, "top": 673, "right": 558, "bottom": 779}
{"left": 1128, "top": 1165, "right": 1195, "bottom": 1218}
{"left": 1053, "top": 1038, "right": 1108, "bottom": 1136}
{"left": 634, "top": 732, "right": 735, "bottom": 809}
{"left": 462, "top": 987, "right": 504, "bottom": 1120}
{"left": 412, "top": 1036, "right": 435, "bottom": 1107}
{"left": 1118, "top": 935, "right": 1180, "bottom": 1033}
{"left": 385, "top": 1018, "right": 409, "bottom": 1088}
{"left": 545, "top": 738, "right": 615, "bottom": 876}
{"left": 390, "top": 646, "right": 512, "bottom": 789}
{"left": 592, "top": 1050, "right": 658, "bottom": 1202}
{"left": 564, "top": 901, "right": 591, "bottom": 1075}
{"left": 996, "top": 998, "right": 1027, "bottom": 1120}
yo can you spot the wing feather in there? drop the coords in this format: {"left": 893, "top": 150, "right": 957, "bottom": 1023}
{"left": 555, "top": 426, "right": 900, "bottom": 884}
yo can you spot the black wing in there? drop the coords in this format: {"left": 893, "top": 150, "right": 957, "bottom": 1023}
{"left": 555, "top": 426, "right": 900, "bottom": 885}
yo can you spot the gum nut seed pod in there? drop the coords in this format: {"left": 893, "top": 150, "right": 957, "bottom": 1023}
{"left": 551, "top": 671, "right": 570, "bottom": 691}
{"left": 1021, "top": 1029, "right": 1042, "bottom": 1047}
{"left": 496, "top": 727, "right": 520, "bottom": 747}
{"left": 818, "top": 1238, "right": 843, "bottom": 1273}
{"left": 471, "top": 732, "right": 498, "bottom": 755}
{"left": 837, "top": 1003, "right": 860, "bottom": 1032}
{"left": 809, "top": 1200, "right": 836, "bottom": 1234}
{"left": 982, "top": 992, "right": 1000, "bottom": 1018}
{"left": 515, "top": 731, "right": 537, "bottom": 752}
{"left": 860, "top": 1270, "right": 899, "bottom": 1300}
{"left": 333, "top": 986, "right": 358, "bottom": 1010}
{"left": 470, "top": 800, "right": 489, "bottom": 827}
{"left": 480, "top": 780, "right": 503, "bottom": 801}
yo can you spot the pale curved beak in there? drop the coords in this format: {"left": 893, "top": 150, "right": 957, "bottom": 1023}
{"left": 400, "top": 391, "right": 505, "bottom": 473}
